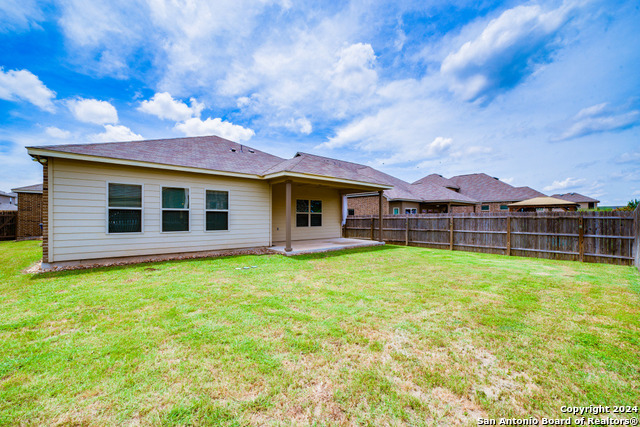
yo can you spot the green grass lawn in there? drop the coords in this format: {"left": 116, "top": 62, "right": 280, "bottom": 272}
{"left": 1, "top": 240, "right": 639, "bottom": 426}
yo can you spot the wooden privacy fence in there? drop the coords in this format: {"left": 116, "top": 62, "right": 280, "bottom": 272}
{"left": 344, "top": 210, "right": 638, "bottom": 266}
{"left": 0, "top": 211, "right": 17, "bottom": 241}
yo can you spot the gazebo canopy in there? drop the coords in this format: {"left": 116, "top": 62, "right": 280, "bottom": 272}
{"left": 508, "top": 196, "right": 579, "bottom": 211}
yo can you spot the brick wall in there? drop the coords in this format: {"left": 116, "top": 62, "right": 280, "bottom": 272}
{"left": 16, "top": 192, "right": 43, "bottom": 239}
{"left": 478, "top": 202, "right": 512, "bottom": 213}
{"left": 451, "top": 205, "right": 475, "bottom": 214}
{"left": 347, "top": 195, "right": 390, "bottom": 216}
{"left": 42, "top": 161, "right": 48, "bottom": 263}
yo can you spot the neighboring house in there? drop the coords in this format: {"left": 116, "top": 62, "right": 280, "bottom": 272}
{"left": 348, "top": 172, "right": 547, "bottom": 215}
{"left": 446, "top": 173, "right": 546, "bottom": 213}
{"left": 551, "top": 192, "right": 600, "bottom": 210}
{"left": 11, "top": 184, "right": 43, "bottom": 239}
{"left": 348, "top": 173, "right": 477, "bottom": 215}
{"left": 0, "top": 190, "right": 18, "bottom": 211}
{"left": 25, "top": 136, "right": 392, "bottom": 264}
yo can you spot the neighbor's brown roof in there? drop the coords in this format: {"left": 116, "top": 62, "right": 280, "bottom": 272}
{"left": 30, "top": 136, "right": 285, "bottom": 176}
{"left": 449, "top": 173, "right": 546, "bottom": 202}
{"left": 412, "top": 174, "right": 460, "bottom": 190}
{"left": 508, "top": 197, "right": 579, "bottom": 207}
{"left": 552, "top": 192, "right": 600, "bottom": 203}
{"left": 12, "top": 183, "right": 43, "bottom": 194}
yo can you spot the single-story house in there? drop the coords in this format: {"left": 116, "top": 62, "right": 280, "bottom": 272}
{"left": 348, "top": 173, "right": 477, "bottom": 215}
{"left": 0, "top": 190, "right": 18, "bottom": 211}
{"left": 25, "top": 136, "right": 392, "bottom": 264}
{"left": 551, "top": 192, "right": 600, "bottom": 210}
{"left": 508, "top": 196, "right": 579, "bottom": 212}
{"left": 348, "top": 172, "right": 547, "bottom": 215}
{"left": 11, "top": 183, "right": 43, "bottom": 240}
{"left": 445, "top": 173, "right": 546, "bottom": 213}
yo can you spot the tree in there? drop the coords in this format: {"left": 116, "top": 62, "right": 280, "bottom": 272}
{"left": 628, "top": 199, "right": 639, "bottom": 210}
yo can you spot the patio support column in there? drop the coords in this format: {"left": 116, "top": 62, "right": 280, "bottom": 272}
{"left": 378, "top": 190, "right": 384, "bottom": 242}
{"left": 285, "top": 180, "right": 292, "bottom": 252}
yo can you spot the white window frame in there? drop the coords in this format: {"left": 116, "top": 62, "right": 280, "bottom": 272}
{"left": 204, "top": 188, "right": 230, "bottom": 232}
{"left": 393, "top": 207, "right": 399, "bottom": 215}
{"left": 405, "top": 208, "right": 417, "bottom": 214}
{"left": 481, "top": 205, "right": 490, "bottom": 211}
{"left": 105, "top": 181, "right": 144, "bottom": 235}
{"left": 161, "top": 186, "right": 190, "bottom": 233}
{"left": 295, "top": 198, "right": 323, "bottom": 227}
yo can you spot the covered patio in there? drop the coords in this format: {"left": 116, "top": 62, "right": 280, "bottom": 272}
{"left": 268, "top": 175, "right": 391, "bottom": 254}
{"left": 269, "top": 237, "right": 385, "bottom": 256}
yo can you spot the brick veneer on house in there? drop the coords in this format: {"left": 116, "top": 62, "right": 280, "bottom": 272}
{"left": 16, "top": 192, "right": 42, "bottom": 239}
{"left": 347, "top": 195, "right": 390, "bottom": 216}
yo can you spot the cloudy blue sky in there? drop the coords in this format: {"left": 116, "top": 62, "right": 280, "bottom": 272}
{"left": 1, "top": 0, "right": 638, "bottom": 204}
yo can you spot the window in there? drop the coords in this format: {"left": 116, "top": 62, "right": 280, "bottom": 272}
{"left": 162, "top": 187, "right": 189, "bottom": 232}
{"left": 107, "top": 183, "right": 142, "bottom": 233}
{"left": 347, "top": 208, "right": 355, "bottom": 216}
{"left": 393, "top": 208, "right": 399, "bottom": 215}
{"left": 500, "top": 205, "right": 508, "bottom": 210}
{"left": 405, "top": 208, "right": 417, "bottom": 214}
{"left": 206, "top": 190, "right": 228, "bottom": 231}
{"left": 296, "top": 199, "right": 322, "bottom": 227}
{"left": 481, "top": 205, "right": 489, "bottom": 211}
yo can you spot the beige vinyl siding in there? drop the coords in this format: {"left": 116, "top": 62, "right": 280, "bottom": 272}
{"left": 50, "top": 159, "right": 271, "bottom": 262}
{"left": 271, "top": 182, "right": 341, "bottom": 242}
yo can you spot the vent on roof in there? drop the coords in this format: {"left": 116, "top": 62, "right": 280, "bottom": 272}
{"left": 493, "top": 177, "right": 499, "bottom": 180}
{"left": 248, "top": 149, "right": 255, "bottom": 153}
{"left": 230, "top": 148, "right": 237, "bottom": 152}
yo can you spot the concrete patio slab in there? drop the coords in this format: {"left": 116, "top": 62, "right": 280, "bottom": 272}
{"left": 268, "top": 237, "right": 384, "bottom": 256}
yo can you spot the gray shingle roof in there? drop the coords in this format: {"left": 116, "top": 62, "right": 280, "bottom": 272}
{"left": 551, "top": 192, "right": 600, "bottom": 203}
{"left": 412, "top": 174, "right": 460, "bottom": 190}
{"left": 264, "top": 153, "right": 392, "bottom": 185}
{"left": 31, "top": 136, "right": 285, "bottom": 176}
{"left": 449, "top": 173, "right": 546, "bottom": 202}
{"left": 12, "top": 183, "right": 43, "bottom": 194}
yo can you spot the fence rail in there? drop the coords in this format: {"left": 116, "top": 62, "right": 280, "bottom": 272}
{"left": 343, "top": 210, "right": 638, "bottom": 267}
{"left": 0, "top": 211, "right": 17, "bottom": 241}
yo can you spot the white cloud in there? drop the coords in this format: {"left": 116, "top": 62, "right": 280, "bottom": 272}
{"left": 138, "top": 92, "right": 205, "bottom": 121}
{"left": 45, "top": 127, "right": 71, "bottom": 139}
{"left": 376, "top": 137, "right": 453, "bottom": 166}
{"left": 68, "top": 98, "right": 118, "bottom": 125}
{"left": 616, "top": 151, "right": 640, "bottom": 164}
{"left": 329, "top": 43, "right": 377, "bottom": 94}
{"left": 501, "top": 177, "right": 515, "bottom": 185}
{"left": 89, "top": 125, "right": 143, "bottom": 142}
{"left": 0, "top": 0, "right": 44, "bottom": 32}
{"left": 441, "top": 3, "right": 571, "bottom": 101}
{"left": 450, "top": 145, "right": 493, "bottom": 159}
{"left": 174, "top": 117, "right": 255, "bottom": 142}
{"left": 557, "top": 103, "right": 640, "bottom": 140}
{"left": 284, "top": 117, "right": 312, "bottom": 135}
{"left": 543, "top": 177, "right": 585, "bottom": 192}
{"left": 0, "top": 68, "right": 55, "bottom": 111}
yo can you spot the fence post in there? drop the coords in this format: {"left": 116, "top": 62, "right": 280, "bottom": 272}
{"left": 405, "top": 217, "right": 409, "bottom": 246}
{"left": 370, "top": 216, "right": 375, "bottom": 241}
{"left": 578, "top": 215, "right": 584, "bottom": 262}
{"left": 449, "top": 215, "right": 454, "bottom": 250}
{"left": 506, "top": 214, "right": 512, "bottom": 256}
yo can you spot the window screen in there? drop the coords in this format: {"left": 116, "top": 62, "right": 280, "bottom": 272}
{"left": 108, "top": 183, "right": 142, "bottom": 233}
{"left": 162, "top": 187, "right": 189, "bottom": 231}
{"left": 206, "top": 190, "right": 229, "bottom": 230}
